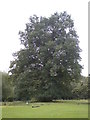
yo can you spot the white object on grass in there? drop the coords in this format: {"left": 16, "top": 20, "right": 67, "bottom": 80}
{"left": 26, "top": 101, "right": 29, "bottom": 104}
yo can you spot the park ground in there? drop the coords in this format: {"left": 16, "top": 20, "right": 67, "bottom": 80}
{"left": 1, "top": 100, "right": 88, "bottom": 118}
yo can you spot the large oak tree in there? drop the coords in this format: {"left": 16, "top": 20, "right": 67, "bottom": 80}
{"left": 9, "top": 12, "right": 82, "bottom": 101}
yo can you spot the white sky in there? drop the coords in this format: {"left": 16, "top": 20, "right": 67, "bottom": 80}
{"left": 0, "top": 0, "right": 88, "bottom": 76}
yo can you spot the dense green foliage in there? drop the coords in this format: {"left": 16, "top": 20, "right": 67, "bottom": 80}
{"left": 1, "top": 72, "right": 88, "bottom": 101}
{"left": 0, "top": 72, "right": 2, "bottom": 101}
{"left": 72, "top": 76, "right": 88, "bottom": 99}
{"left": 9, "top": 11, "right": 83, "bottom": 101}
{"left": 1, "top": 71, "right": 13, "bottom": 102}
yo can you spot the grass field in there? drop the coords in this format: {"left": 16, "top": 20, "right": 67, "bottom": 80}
{"left": 2, "top": 100, "right": 88, "bottom": 118}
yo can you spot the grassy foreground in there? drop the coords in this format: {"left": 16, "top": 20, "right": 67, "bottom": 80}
{"left": 2, "top": 100, "right": 88, "bottom": 118}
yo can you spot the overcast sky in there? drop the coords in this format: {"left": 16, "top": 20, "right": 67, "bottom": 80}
{"left": 0, "top": 0, "right": 88, "bottom": 76}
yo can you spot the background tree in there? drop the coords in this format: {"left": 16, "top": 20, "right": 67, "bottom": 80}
{"left": 9, "top": 11, "right": 82, "bottom": 101}
{"left": 72, "top": 76, "right": 88, "bottom": 99}
{"left": 2, "top": 72, "right": 13, "bottom": 102}
{"left": 0, "top": 72, "right": 2, "bottom": 101}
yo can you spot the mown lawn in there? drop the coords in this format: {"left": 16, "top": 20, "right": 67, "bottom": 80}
{"left": 2, "top": 100, "right": 88, "bottom": 118}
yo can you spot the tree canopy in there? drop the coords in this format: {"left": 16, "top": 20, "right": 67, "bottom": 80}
{"left": 9, "top": 11, "right": 83, "bottom": 101}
